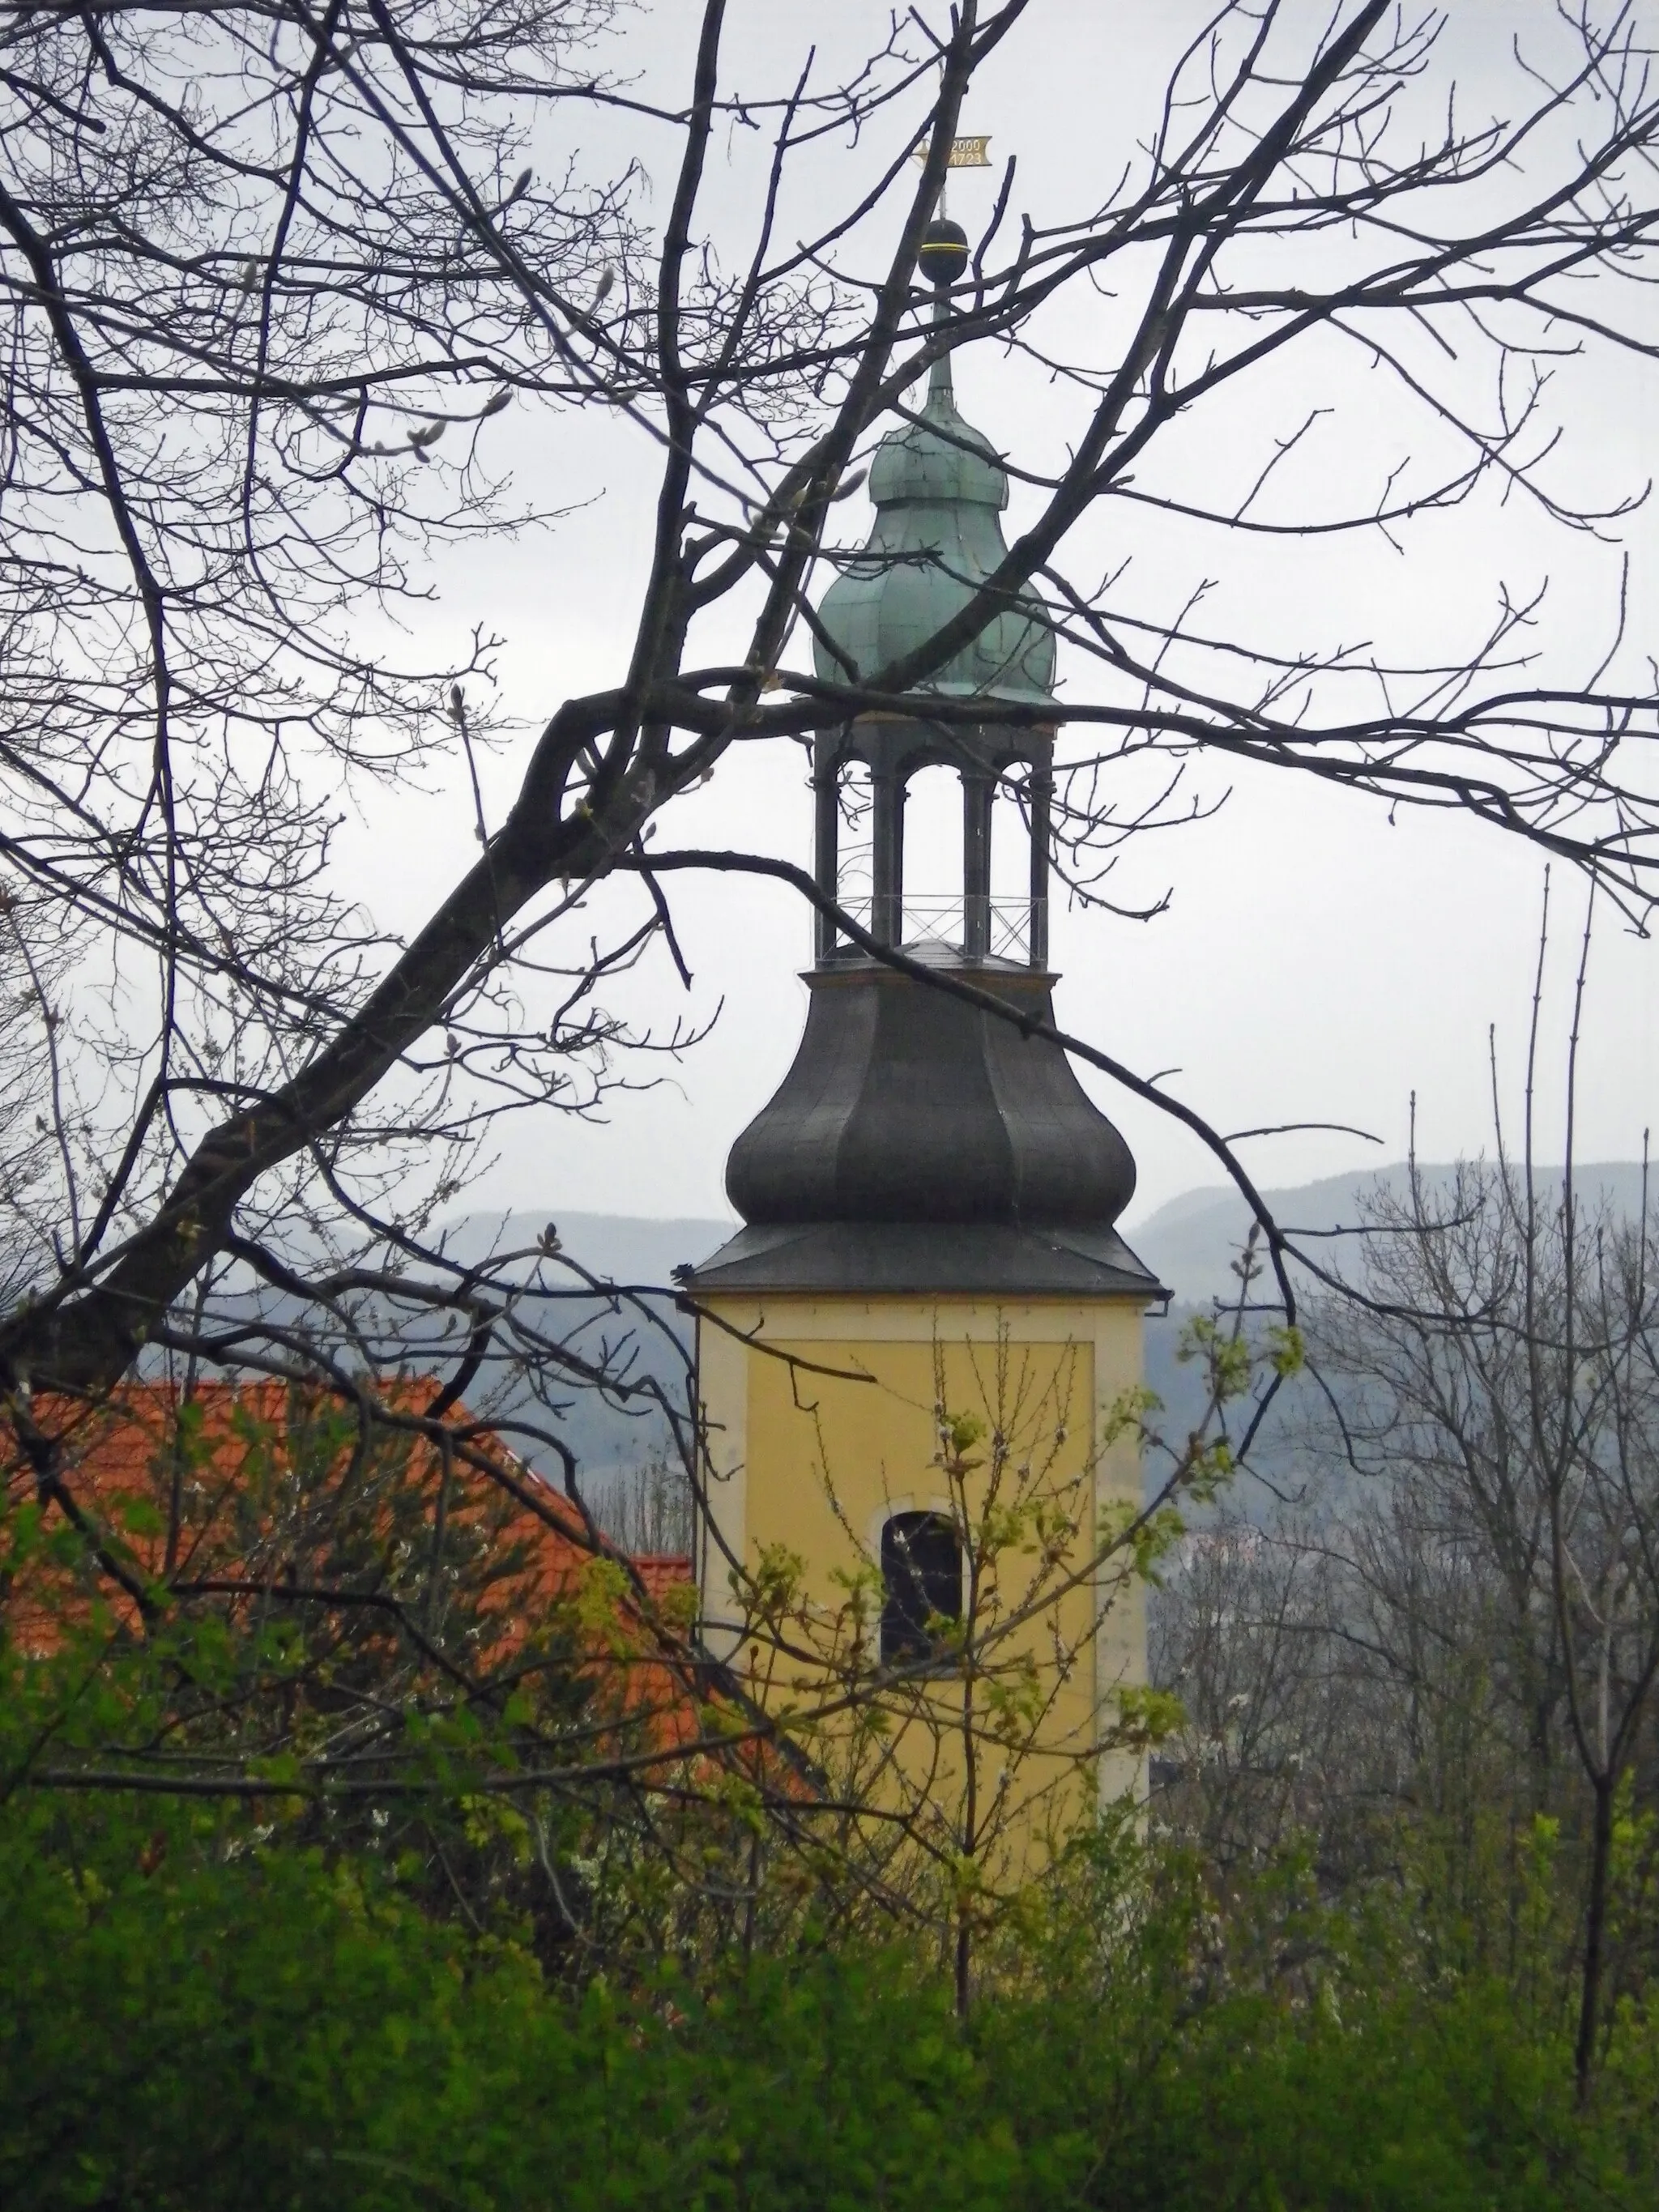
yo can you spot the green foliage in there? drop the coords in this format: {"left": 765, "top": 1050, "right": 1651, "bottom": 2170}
{"left": 0, "top": 1391, "right": 633, "bottom": 1953}
{"left": 0, "top": 1789, "right": 1652, "bottom": 2211}
{"left": 1100, "top": 1494, "right": 1185, "bottom": 1581}
{"left": 1177, "top": 1311, "right": 1254, "bottom": 1402}
{"left": 2, "top": 1375, "right": 1653, "bottom": 2206}
{"left": 936, "top": 1408, "right": 988, "bottom": 1476}
{"left": 1264, "top": 1322, "right": 1305, "bottom": 1378}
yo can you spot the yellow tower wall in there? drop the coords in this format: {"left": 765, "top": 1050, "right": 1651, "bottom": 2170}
{"left": 695, "top": 1293, "right": 1149, "bottom": 1880}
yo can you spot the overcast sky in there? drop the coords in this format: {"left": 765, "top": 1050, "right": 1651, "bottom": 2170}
{"left": 334, "top": 2, "right": 1659, "bottom": 1242}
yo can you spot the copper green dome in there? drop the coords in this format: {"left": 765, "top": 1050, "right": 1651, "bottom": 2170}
{"left": 815, "top": 351, "right": 1058, "bottom": 706}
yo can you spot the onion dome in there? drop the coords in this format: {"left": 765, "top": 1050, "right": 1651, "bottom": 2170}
{"left": 723, "top": 959, "right": 1135, "bottom": 1230}
{"left": 814, "top": 264, "right": 1057, "bottom": 708}
{"left": 687, "top": 956, "right": 1158, "bottom": 1297}
{"left": 688, "top": 953, "right": 1157, "bottom": 1297}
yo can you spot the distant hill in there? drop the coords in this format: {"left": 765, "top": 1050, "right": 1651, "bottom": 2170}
{"left": 448, "top": 1167, "right": 1653, "bottom": 1324}
{"left": 1124, "top": 1161, "right": 1650, "bottom": 1309}
{"left": 424, "top": 1212, "right": 735, "bottom": 1526}
{"left": 434, "top": 1208, "right": 734, "bottom": 1288}
{"left": 427, "top": 1175, "right": 1651, "bottom": 1520}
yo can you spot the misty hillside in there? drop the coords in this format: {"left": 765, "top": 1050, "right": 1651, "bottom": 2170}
{"left": 1124, "top": 1160, "right": 1651, "bottom": 1309}
{"left": 424, "top": 1212, "right": 733, "bottom": 1524}
{"left": 437, "top": 1209, "right": 734, "bottom": 1289}
{"left": 431, "top": 1170, "right": 1648, "bottom": 1517}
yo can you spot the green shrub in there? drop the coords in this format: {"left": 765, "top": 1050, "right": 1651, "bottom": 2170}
{"left": 0, "top": 1796, "right": 1650, "bottom": 2210}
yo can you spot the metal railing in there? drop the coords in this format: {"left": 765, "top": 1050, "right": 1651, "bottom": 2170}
{"left": 830, "top": 887, "right": 1043, "bottom": 964}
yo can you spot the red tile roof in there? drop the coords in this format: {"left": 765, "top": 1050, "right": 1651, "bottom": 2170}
{"left": 3, "top": 1381, "right": 695, "bottom": 1718}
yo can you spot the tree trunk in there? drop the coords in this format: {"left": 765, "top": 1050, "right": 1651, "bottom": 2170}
{"left": 1575, "top": 1773, "right": 1614, "bottom": 2103}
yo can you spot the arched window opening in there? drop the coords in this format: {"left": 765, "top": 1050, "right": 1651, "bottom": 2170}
{"left": 986, "top": 770, "right": 1038, "bottom": 961}
{"left": 898, "top": 763, "right": 960, "bottom": 948}
{"left": 881, "top": 1510, "right": 962, "bottom": 1664}
{"left": 831, "top": 760, "right": 873, "bottom": 943}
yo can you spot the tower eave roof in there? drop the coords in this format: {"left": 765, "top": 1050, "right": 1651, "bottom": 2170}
{"left": 682, "top": 1221, "right": 1166, "bottom": 1302}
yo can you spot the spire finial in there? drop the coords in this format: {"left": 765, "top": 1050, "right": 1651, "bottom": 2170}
{"left": 910, "top": 112, "right": 990, "bottom": 392}
{"left": 918, "top": 217, "right": 969, "bottom": 404}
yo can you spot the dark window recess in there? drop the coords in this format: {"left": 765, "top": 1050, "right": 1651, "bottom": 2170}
{"left": 881, "top": 1511, "right": 962, "bottom": 1664}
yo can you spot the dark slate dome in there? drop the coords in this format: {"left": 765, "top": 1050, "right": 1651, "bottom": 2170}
{"left": 725, "top": 960, "right": 1136, "bottom": 1230}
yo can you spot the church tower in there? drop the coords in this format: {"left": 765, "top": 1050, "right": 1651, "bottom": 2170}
{"left": 685, "top": 222, "right": 1164, "bottom": 1873}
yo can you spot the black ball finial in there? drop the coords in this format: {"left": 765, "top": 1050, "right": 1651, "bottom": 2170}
{"left": 918, "top": 217, "right": 969, "bottom": 288}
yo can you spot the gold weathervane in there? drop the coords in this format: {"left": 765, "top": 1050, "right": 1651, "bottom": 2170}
{"left": 914, "top": 134, "right": 993, "bottom": 168}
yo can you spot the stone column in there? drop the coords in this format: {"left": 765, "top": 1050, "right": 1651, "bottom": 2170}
{"left": 812, "top": 740, "right": 842, "bottom": 963}
{"left": 872, "top": 767, "right": 903, "bottom": 947}
{"left": 1028, "top": 768, "right": 1052, "bottom": 967}
{"left": 962, "top": 769, "right": 994, "bottom": 961}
